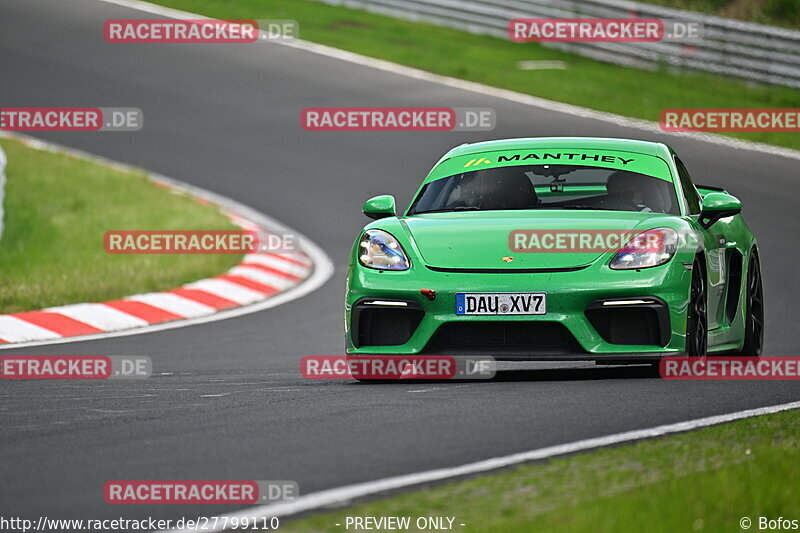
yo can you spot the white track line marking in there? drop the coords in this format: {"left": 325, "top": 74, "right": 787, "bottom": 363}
{"left": 161, "top": 400, "right": 800, "bottom": 532}
{"left": 48, "top": 303, "right": 149, "bottom": 330}
{"left": 406, "top": 385, "right": 467, "bottom": 393}
{"left": 95, "top": 0, "right": 800, "bottom": 162}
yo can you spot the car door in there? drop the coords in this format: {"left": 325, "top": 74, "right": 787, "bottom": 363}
{"left": 674, "top": 157, "right": 727, "bottom": 330}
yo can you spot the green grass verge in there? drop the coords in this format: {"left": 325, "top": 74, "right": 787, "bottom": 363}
{"left": 0, "top": 137, "right": 242, "bottom": 314}
{"left": 279, "top": 408, "right": 800, "bottom": 533}
{"left": 148, "top": 0, "right": 800, "bottom": 150}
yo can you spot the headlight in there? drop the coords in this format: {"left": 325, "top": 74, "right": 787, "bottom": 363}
{"left": 610, "top": 228, "right": 678, "bottom": 270}
{"left": 358, "top": 229, "right": 410, "bottom": 270}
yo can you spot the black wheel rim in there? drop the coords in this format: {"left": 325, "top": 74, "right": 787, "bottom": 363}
{"left": 688, "top": 262, "right": 707, "bottom": 357}
{"left": 748, "top": 256, "right": 764, "bottom": 354}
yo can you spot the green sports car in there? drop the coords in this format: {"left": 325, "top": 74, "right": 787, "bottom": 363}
{"left": 345, "top": 137, "right": 763, "bottom": 362}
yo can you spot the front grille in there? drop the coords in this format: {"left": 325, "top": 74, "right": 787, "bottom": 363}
{"left": 353, "top": 303, "right": 424, "bottom": 347}
{"left": 423, "top": 321, "right": 584, "bottom": 356}
{"left": 585, "top": 304, "right": 667, "bottom": 346}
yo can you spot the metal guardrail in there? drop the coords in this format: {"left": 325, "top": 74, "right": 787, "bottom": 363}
{"left": 317, "top": 0, "right": 800, "bottom": 88}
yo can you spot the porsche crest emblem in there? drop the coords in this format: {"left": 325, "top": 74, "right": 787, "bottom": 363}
{"left": 502, "top": 256, "right": 514, "bottom": 263}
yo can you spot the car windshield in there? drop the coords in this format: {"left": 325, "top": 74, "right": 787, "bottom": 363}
{"left": 407, "top": 164, "right": 679, "bottom": 215}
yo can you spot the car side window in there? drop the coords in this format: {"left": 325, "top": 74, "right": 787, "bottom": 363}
{"left": 674, "top": 157, "right": 702, "bottom": 215}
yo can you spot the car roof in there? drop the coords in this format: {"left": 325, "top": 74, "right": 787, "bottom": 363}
{"left": 440, "top": 137, "right": 673, "bottom": 161}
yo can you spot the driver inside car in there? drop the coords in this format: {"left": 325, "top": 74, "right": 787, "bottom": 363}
{"left": 448, "top": 171, "right": 540, "bottom": 211}
{"left": 604, "top": 171, "right": 654, "bottom": 212}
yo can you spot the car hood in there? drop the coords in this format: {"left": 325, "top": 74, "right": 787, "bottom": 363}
{"left": 403, "top": 210, "right": 672, "bottom": 270}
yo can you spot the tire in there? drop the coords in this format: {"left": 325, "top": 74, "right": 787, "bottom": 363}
{"left": 734, "top": 251, "right": 764, "bottom": 356}
{"left": 686, "top": 256, "right": 708, "bottom": 358}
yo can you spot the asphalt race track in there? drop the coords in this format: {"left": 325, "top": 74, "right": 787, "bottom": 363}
{"left": 1, "top": 0, "right": 799, "bottom": 523}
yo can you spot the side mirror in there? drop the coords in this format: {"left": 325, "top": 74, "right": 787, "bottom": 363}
{"left": 699, "top": 192, "right": 741, "bottom": 229}
{"left": 362, "top": 195, "right": 397, "bottom": 220}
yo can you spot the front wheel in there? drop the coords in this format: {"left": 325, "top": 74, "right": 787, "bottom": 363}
{"left": 734, "top": 251, "right": 764, "bottom": 356}
{"left": 686, "top": 256, "right": 707, "bottom": 358}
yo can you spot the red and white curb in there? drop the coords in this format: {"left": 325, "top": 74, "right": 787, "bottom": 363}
{"left": 0, "top": 132, "right": 333, "bottom": 348}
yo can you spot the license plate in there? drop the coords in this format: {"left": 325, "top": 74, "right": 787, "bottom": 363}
{"left": 455, "top": 293, "right": 546, "bottom": 315}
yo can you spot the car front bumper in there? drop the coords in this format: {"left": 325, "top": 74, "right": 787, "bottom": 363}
{"left": 345, "top": 259, "right": 692, "bottom": 361}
